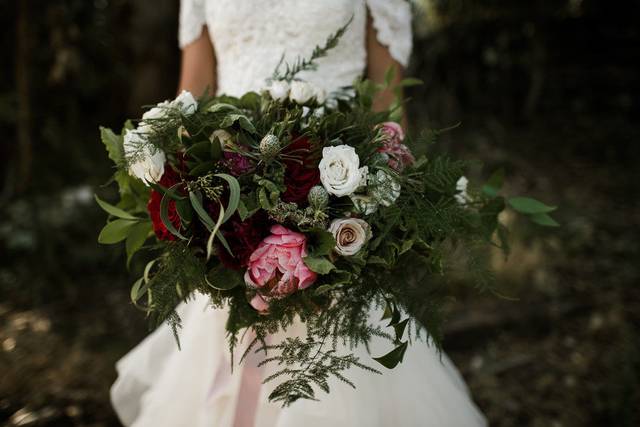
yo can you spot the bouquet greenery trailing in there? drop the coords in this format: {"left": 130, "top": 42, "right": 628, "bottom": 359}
{"left": 97, "top": 24, "right": 557, "bottom": 406}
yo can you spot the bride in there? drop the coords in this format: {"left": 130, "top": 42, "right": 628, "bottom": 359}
{"left": 111, "top": 1, "right": 487, "bottom": 426}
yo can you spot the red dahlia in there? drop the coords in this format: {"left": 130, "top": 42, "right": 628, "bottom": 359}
{"left": 281, "top": 136, "right": 321, "bottom": 205}
{"left": 147, "top": 165, "right": 182, "bottom": 241}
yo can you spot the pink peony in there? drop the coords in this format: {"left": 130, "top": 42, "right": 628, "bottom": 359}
{"left": 377, "top": 122, "right": 415, "bottom": 172}
{"left": 244, "top": 225, "right": 317, "bottom": 307}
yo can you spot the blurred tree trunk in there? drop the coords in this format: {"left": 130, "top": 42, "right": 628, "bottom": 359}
{"left": 128, "top": 0, "right": 180, "bottom": 115}
{"left": 13, "top": 0, "right": 32, "bottom": 196}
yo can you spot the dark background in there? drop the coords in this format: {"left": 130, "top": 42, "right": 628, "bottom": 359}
{"left": 1, "top": 0, "right": 639, "bottom": 425}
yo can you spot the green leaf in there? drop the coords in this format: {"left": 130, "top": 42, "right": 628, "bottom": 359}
{"left": 100, "top": 126, "right": 123, "bottom": 165}
{"left": 220, "top": 114, "right": 257, "bottom": 134}
{"left": 189, "top": 161, "right": 217, "bottom": 177}
{"left": 214, "top": 173, "right": 240, "bottom": 223}
{"left": 175, "top": 199, "right": 193, "bottom": 223}
{"left": 125, "top": 221, "right": 152, "bottom": 266}
{"left": 207, "top": 103, "right": 240, "bottom": 114}
{"left": 303, "top": 256, "right": 335, "bottom": 274}
{"left": 239, "top": 92, "right": 261, "bottom": 110}
{"left": 206, "top": 203, "right": 226, "bottom": 260}
{"left": 130, "top": 277, "right": 146, "bottom": 305}
{"left": 189, "top": 191, "right": 215, "bottom": 230}
{"left": 98, "top": 219, "right": 137, "bottom": 244}
{"left": 95, "top": 195, "right": 138, "bottom": 220}
{"left": 384, "top": 65, "right": 396, "bottom": 88}
{"left": 237, "top": 200, "right": 249, "bottom": 221}
{"left": 186, "top": 140, "right": 213, "bottom": 160}
{"left": 373, "top": 341, "right": 408, "bottom": 369}
{"left": 258, "top": 187, "right": 273, "bottom": 210}
{"left": 398, "top": 77, "right": 423, "bottom": 88}
{"left": 161, "top": 188, "right": 188, "bottom": 240}
{"left": 508, "top": 197, "right": 557, "bottom": 214}
{"left": 305, "top": 229, "right": 336, "bottom": 258}
{"left": 529, "top": 212, "right": 560, "bottom": 227}
{"left": 205, "top": 265, "right": 244, "bottom": 291}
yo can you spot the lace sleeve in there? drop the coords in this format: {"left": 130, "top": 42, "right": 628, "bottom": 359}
{"left": 179, "top": 0, "right": 206, "bottom": 48}
{"left": 366, "top": 0, "right": 413, "bottom": 67}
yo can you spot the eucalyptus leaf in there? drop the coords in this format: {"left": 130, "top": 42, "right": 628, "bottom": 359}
{"left": 214, "top": 173, "right": 240, "bottom": 223}
{"left": 98, "top": 219, "right": 137, "bottom": 244}
{"left": 189, "top": 191, "right": 215, "bottom": 230}
{"left": 206, "top": 203, "right": 226, "bottom": 260}
{"left": 95, "top": 195, "right": 138, "bottom": 220}
{"left": 161, "top": 188, "right": 188, "bottom": 240}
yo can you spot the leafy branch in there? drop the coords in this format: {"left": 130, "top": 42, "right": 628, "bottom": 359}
{"left": 272, "top": 16, "right": 354, "bottom": 82}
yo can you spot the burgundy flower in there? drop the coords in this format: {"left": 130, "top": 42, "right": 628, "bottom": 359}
{"left": 223, "top": 151, "right": 254, "bottom": 176}
{"left": 281, "top": 137, "right": 320, "bottom": 205}
{"left": 147, "top": 165, "right": 182, "bottom": 241}
{"left": 217, "top": 211, "right": 272, "bottom": 270}
{"left": 377, "top": 122, "right": 415, "bottom": 172}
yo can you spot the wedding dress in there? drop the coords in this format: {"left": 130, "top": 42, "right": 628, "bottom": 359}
{"left": 111, "top": 1, "right": 488, "bottom": 426}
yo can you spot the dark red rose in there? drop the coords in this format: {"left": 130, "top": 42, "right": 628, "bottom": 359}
{"left": 281, "top": 137, "right": 320, "bottom": 205}
{"left": 218, "top": 211, "right": 271, "bottom": 270}
{"left": 147, "top": 166, "right": 182, "bottom": 241}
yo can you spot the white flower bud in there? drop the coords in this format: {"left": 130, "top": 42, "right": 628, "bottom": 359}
{"left": 123, "top": 129, "right": 165, "bottom": 186}
{"left": 455, "top": 176, "right": 471, "bottom": 204}
{"left": 289, "top": 81, "right": 316, "bottom": 105}
{"left": 267, "top": 80, "right": 290, "bottom": 102}
{"left": 172, "top": 90, "right": 198, "bottom": 116}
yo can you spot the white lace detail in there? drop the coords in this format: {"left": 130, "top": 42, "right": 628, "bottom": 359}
{"left": 178, "top": 0, "right": 413, "bottom": 97}
{"left": 366, "top": 0, "right": 413, "bottom": 67}
{"left": 179, "top": 0, "right": 206, "bottom": 48}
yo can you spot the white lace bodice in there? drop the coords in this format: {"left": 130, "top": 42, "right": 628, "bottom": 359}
{"left": 179, "top": 0, "right": 412, "bottom": 97}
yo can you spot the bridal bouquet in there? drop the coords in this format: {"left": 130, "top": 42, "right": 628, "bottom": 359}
{"left": 97, "top": 27, "right": 556, "bottom": 406}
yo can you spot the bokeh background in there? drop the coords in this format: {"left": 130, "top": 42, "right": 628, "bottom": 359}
{"left": 1, "top": 0, "right": 639, "bottom": 425}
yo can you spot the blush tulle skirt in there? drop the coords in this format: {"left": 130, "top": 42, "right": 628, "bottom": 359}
{"left": 111, "top": 292, "right": 487, "bottom": 427}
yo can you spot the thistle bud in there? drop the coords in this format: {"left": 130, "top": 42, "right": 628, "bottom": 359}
{"left": 259, "top": 134, "right": 280, "bottom": 159}
{"left": 308, "top": 185, "right": 329, "bottom": 210}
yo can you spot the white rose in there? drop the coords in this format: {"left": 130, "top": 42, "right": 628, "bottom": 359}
{"left": 328, "top": 218, "right": 372, "bottom": 256}
{"left": 289, "top": 81, "right": 316, "bottom": 104}
{"left": 319, "top": 145, "right": 368, "bottom": 197}
{"left": 123, "top": 129, "right": 166, "bottom": 186}
{"left": 142, "top": 103, "right": 169, "bottom": 122}
{"left": 314, "top": 86, "right": 327, "bottom": 104}
{"left": 171, "top": 90, "right": 198, "bottom": 115}
{"left": 454, "top": 176, "right": 471, "bottom": 204}
{"left": 267, "top": 80, "right": 290, "bottom": 102}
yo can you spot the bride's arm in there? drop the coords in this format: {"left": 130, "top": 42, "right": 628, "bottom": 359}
{"left": 178, "top": 27, "right": 217, "bottom": 96}
{"left": 366, "top": 14, "right": 404, "bottom": 114}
